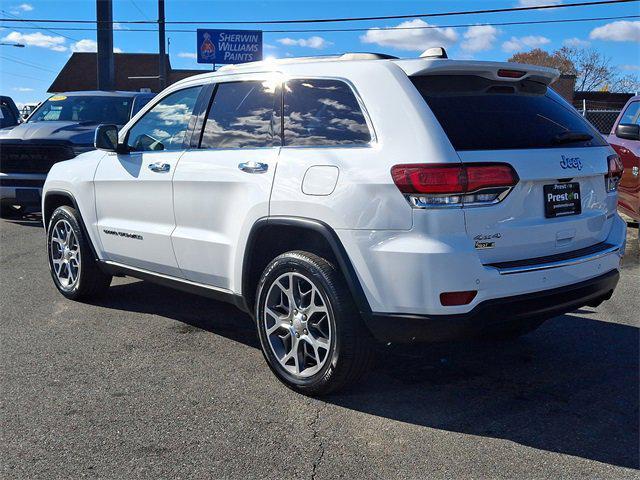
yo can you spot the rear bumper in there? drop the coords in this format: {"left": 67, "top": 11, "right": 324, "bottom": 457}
{"left": 366, "top": 269, "right": 619, "bottom": 343}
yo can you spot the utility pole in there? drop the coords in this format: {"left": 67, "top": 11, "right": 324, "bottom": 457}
{"left": 96, "top": 0, "right": 114, "bottom": 91}
{"left": 158, "top": 0, "right": 166, "bottom": 91}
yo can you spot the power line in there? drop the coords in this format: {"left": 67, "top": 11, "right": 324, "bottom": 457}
{"left": 0, "top": 8, "right": 79, "bottom": 41}
{"left": 0, "top": 70, "right": 49, "bottom": 82}
{"left": 0, "top": 54, "right": 57, "bottom": 72}
{"left": 129, "top": 0, "right": 152, "bottom": 22}
{"left": 1, "top": 14, "right": 637, "bottom": 35}
{"left": 0, "top": 0, "right": 636, "bottom": 25}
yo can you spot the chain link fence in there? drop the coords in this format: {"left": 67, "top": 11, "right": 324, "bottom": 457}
{"left": 573, "top": 100, "right": 627, "bottom": 135}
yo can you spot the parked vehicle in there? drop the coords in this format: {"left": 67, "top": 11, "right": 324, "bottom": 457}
{"left": 0, "top": 96, "right": 21, "bottom": 129}
{"left": 607, "top": 94, "right": 639, "bottom": 222}
{"left": 42, "top": 52, "right": 626, "bottom": 394}
{"left": 0, "top": 91, "right": 154, "bottom": 217}
{"left": 19, "top": 102, "right": 39, "bottom": 120}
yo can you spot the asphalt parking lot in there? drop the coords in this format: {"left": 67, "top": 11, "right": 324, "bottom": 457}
{"left": 1, "top": 215, "right": 638, "bottom": 479}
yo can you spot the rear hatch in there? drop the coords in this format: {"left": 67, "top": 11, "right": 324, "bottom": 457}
{"left": 410, "top": 67, "right": 615, "bottom": 264}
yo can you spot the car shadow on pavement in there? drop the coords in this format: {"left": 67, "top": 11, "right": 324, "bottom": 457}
{"left": 2, "top": 212, "right": 43, "bottom": 228}
{"left": 332, "top": 315, "right": 639, "bottom": 470}
{"left": 91, "top": 280, "right": 260, "bottom": 349}
{"left": 92, "top": 278, "right": 638, "bottom": 470}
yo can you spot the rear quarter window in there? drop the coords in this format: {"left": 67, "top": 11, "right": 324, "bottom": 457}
{"left": 412, "top": 75, "right": 606, "bottom": 151}
{"left": 618, "top": 101, "right": 640, "bottom": 126}
{"left": 284, "top": 79, "right": 371, "bottom": 147}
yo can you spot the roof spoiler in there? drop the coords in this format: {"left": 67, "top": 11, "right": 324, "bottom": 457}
{"left": 404, "top": 60, "right": 560, "bottom": 85}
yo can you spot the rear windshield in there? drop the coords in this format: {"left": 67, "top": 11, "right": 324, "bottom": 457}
{"left": 411, "top": 75, "right": 606, "bottom": 151}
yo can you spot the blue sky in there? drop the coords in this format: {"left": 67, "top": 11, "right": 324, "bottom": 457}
{"left": 1, "top": 0, "right": 639, "bottom": 106}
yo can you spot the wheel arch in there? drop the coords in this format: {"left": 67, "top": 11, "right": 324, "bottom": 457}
{"left": 43, "top": 190, "right": 100, "bottom": 261}
{"left": 241, "top": 216, "right": 372, "bottom": 319}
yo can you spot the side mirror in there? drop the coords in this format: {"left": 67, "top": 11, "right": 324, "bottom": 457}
{"left": 615, "top": 123, "right": 640, "bottom": 141}
{"left": 95, "top": 124, "right": 127, "bottom": 152}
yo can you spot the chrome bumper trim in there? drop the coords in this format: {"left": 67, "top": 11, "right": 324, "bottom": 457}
{"left": 492, "top": 244, "right": 621, "bottom": 275}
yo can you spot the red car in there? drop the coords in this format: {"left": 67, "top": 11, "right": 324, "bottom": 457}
{"left": 608, "top": 95, "right": 640, "bottom": 222}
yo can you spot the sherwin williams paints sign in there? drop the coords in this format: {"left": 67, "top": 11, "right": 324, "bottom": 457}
{"left": 196, "top": 29, "right": 263, "bottom": 64}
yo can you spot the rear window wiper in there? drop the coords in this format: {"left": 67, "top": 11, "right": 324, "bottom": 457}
{"left": 552, "top": 131, "right": 593, "bottom": 144}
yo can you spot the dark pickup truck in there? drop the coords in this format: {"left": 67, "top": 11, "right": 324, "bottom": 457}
{"left": 0, "top": 90, "right": 154, "bottom": 216}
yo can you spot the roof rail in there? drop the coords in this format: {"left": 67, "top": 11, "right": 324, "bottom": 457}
{"left": 217, "top": 52, "right": 398, "bottom": 71}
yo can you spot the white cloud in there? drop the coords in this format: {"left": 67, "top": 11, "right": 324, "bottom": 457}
{"left": 70, "top": 39, "right": 96, "bottom": 52}
{"left": 621, "top": 64, "right": 640, "bottom": 71}
{"left": 1, "top": 31, "right": 66, "bottom": 51}
{"left": 70, "top": 39, "right": 122, "bottom": 53}
{"left": 517, "top": 0, "right": 562, "bottom": 6}
{"left": 13, "top": 87, "right": 34, "bottom": 92}
{"left": 461, "top": 25, "right": 499, "bottom": 53}
{"left": 563, "top": 37, "right": 590, "bottom": 48}
{"left": 9, "top": 3, "right": 33, "bottom": 14}
{"left": 589, "top": 21, "right": 640, "bottom": 42}
{"left": 113, "top": 22, "right": 128, "bottom": 30}
{"left": 502, "top": 35, "right": 551, "bottom": 52}
{"left": 177, "top": 52, "right": 197, "bottom": 59}
{"left": 360, "top": 19, "right": 458, "bottom": 51}
{"left": 276, "top": 36, "right": 332, "bottom": 49}
{"left": 263, "top": 43, "right": 278, "bottom": 50}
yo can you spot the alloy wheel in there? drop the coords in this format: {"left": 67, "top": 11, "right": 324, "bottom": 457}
{"left": 50, "top": 219, "right": 81, "bottom": 290}
{"left": 263, "top": 272, "right": 333, "bottom": 378}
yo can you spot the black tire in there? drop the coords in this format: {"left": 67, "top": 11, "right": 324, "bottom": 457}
{"left": 480, "top": 318, "right": 547, "bottom": 341}
{"left": 47, "top": 206, "right": 112, "bottom": 300}
{"left": 255, "top": 251, "right": 374, "bottom": 396}
{"left": 0, "top": 204, "right": 26, "bottom": 218}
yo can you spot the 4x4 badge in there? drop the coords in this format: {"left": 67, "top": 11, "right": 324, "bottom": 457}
{"left": 474, "top": 233, "right": 500, "bottom": 249}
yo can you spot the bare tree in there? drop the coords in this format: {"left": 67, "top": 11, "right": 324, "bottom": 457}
{"left": 561, "top": 47, "right": 613, "bottom": 91}
{"left": 509, "top": 47, "right": 638, "bottom": 93}
{"left": 612, "top": 74, "right": 640, "bottom": 93}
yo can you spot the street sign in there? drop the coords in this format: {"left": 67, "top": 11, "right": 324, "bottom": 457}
{"left": 196, "top": 29, "right": 263, "bottom": 65}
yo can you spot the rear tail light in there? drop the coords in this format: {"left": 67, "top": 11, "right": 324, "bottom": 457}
{"left": 391, "top": 163, "right": 518, "bottom": 208}
{"left": 605, "top": 154, "right": 623, "bottom": 193}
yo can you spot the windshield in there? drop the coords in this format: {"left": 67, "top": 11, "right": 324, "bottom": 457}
{"left": 29, "top": 95, "right": 133, "bottom": 125}
{"left": 411, "top": 75, "right": 606, "bottom": 151}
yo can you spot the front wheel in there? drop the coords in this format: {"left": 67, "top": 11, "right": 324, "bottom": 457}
{"left": 47, "top": 206, "right": 112, "bottom": 300}
{"left": 256, "top": 251, "right": 373, "bottom": 396}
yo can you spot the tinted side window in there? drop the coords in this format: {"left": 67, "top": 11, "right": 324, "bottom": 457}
{"left": 200, "top": 81, "right": 280, "bottom": 149}
{"left": 620, "top": 102, "right": 640, "bottom": 125}
{"left": 127, "top": 86, "right": 202, "bottom": 152}
{"left": 284, "top": 79, "right": 371, "bottom": 147}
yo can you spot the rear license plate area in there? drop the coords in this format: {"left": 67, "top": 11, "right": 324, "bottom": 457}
{"left": 543, "top": 182, "right": 581, "bottom": 218}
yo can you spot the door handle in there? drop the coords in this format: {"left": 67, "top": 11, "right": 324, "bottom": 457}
{"left": 238, "top": 161, "right": 268, "bottom": 174}
{"left": 148, "top": 162, "right": 170, "bottom": 173}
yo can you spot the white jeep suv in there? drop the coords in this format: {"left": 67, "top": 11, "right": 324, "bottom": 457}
{"left": 42, "top": 52, "right": 626, "bottom": 394}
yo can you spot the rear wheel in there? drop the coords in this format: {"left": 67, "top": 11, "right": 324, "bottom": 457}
{"left": 47, "top": 206, "right": 112, "bottom": 300}
{"left": 256, "top": 251, "right": 373, "bottom": 395}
